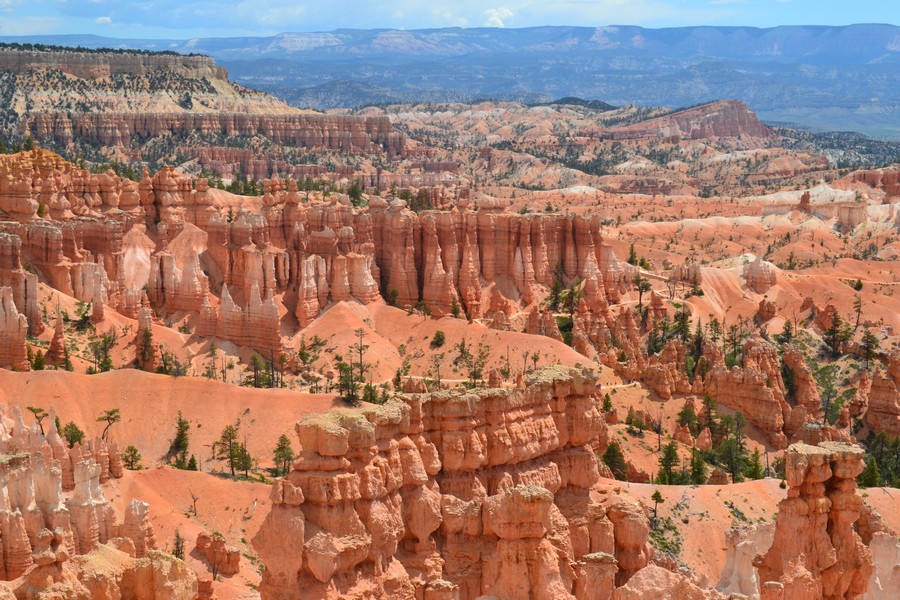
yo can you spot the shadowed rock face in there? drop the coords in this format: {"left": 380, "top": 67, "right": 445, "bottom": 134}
{"left": 252, "top": 366, "right": 650, "bottom": 600}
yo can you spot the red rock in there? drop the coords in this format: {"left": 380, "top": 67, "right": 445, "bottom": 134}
{"left": 195, "top": 531, "right": 241, "bottom": 576}
{"left": 756, "top": 442, "right": 872, "bottom": 600}
{"left": 253, "top": 366, "right": 625, "bottom": 599}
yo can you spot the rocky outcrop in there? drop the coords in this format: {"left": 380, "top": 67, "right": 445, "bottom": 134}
{"left": 1, "top": 151, "right": 642, "bottom": 355}
{"left": 613, "top": 564, "right": 728, "bottom": 600}
{"left": 0, "top": 232, "right": 43, "bottom": 336}
{"left": 607, "top": 100, "right": 774, "bottom": 141}
{"left": 253, "top": 366, "right": 647, "bottom": 600}
{"left": 195, "top": 531, "right": 240, "bottom": 576}
{"left": 46, "top": 306, "right": 67, "bottom": 364}
{"left": 0, "top": 47, "right": 227, "bottom": 80}
{"left": 755, "top": 442, "right": 872, "bottom": 600}
{"left": 13, "top": 543, "right": 197, "bottom": 600}
{"left": 864, "top": 532, "right": 900, "bottom": 600}
{"left": 121, "top": 499, "right": 157, "bottom": 559}
{"left": 0, "top": 444, "right": 152, "bottom": 584}
{"left": 716, "top": 523, "right": 774, "bottom": 598}
{"left": 866, "top": 353, "right": 900, "bottom": 437}
{"left": 0, "top": 287, "right": 28, "bottom": 370}
{"left": 743, "top": 256, "right": 777, "bottom": 294}
{"left": 704, "top": 336, "right": 790, "bottom": 448}
{"left": 25, "top": 112, "right": 406, "bottom": 158}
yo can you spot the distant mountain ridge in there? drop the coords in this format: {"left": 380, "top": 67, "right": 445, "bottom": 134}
{"left": 3, "top": 25, "right": 900, "bottom": 138}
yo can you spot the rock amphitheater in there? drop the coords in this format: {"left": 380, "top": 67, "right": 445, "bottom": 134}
{"left": 0, "top": 44, "right": 897, "bottom": 600}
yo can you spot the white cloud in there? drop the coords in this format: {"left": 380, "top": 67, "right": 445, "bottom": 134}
{"left": 95, "top": 16, "right": 112, "bottom": 24}
{"left": 484, "top": 7, "right": 514, "bottom": 27}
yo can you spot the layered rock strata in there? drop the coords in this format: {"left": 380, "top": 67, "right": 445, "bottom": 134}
{"left": 253, "top": 366, "right": 650, "bottom": 600}
{"left": 755, "top": 442, "right": 872, "bottom": 600}
{"left": 0, "top": 150, "right": 637, "bottom": 354}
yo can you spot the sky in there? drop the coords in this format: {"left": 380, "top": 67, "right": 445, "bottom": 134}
{"left": 0, "top": 0, "right": 897, "bottom": 38}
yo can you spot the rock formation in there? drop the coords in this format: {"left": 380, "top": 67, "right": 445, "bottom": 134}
{"left": 716, "top": 523, "right": 774, "bottom": 598}
{"left": 0, "top": 287, "right": 28, "bottom": 370}
{"left": 253, "top": 366, "right": 650, "bottom": 600}
{"left": 613, "top": 564, "right": 728, "bottom": 600}
{"left": 195, "top": 531, "right": 241, "bottom": 577}
{"left": 866, "top": 353, "right": 900, "bottom": 436}
{"left": 755, "top": 442, "right": 872, "bottom": 600}
{"left": 607, "top": 100, "right": 773, "bottom": 141}
{"left": 864, "top": 532, "right": 900, "bottom": 600}
{"left": 743, "top": 256, "right": 777, "bottom": 294}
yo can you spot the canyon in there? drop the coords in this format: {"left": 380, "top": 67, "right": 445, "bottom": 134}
{"left": 0, "top": 42, "right": 897, "bottom": 600}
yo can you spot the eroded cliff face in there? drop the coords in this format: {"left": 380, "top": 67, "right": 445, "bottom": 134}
{"left": 0, "top": 48, "right": 228, "bottom": 80}
{"left": 755, "top": 442, "right": 873, "bottom": 600}
{"left": 865, "top": 353, "right": 900, "bottom": 436}
{"left": 0, "top": 402, "right": 194, "bottom": 599}
{"left": 0, "top": 47, "right": 406, "bottom": 163}
{"left": 0, "top": 150, "right": 633, "bottom": 357}
{"left": 606, "top": 100, "right": 774, "bottom": 141}
{"left": 252, "top": 366, "right": 650, "bottom": 600}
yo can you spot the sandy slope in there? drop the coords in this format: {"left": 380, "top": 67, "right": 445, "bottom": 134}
{"left": 108, "top": 468, "right": 270, "bottom": 599}
{"left": 0, "top": 369, "right": 339, "bottom": 470}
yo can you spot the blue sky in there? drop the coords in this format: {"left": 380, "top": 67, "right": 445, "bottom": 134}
{"left": 0, "top": 0, "right": 897, "bottom": 38}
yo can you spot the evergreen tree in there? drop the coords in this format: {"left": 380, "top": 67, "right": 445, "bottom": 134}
{"left": 121, "top": 445, "right": 142, "bottom": 470}
{"left": 720, "top": 438, "right": 744, "bottom": 483}
{"left": 26, "top": 406, "right": 48, "bottom": 434}
{"left": 187, "top": 455, "right": 198, "bottom": 471}
{"left": 602, "top": 441, "right": 627, "bottom": 481}
{"left": 689, "top": 450, "right": 707, "bottom": 485}
{"left": 601, "top": 393, "right": 613, "bottom": 413}
{"left": 677, "top": 403, "right": 698, "bottom": 435}
{"left": 96, "top": 408, "right": 121, "bottom": 441}
{"left": 745, "top": 448, "right": 764, "bottom": 480}
{"left": 61, "top": 422, "right": 85, "bottom": 448}
{"left": 213, "top": 425, "right": 240, "bottom": 478}
{"left": 858, "top": 458, "right": 883, "bottom": 488}
{"left": 236, "top": 443, "right": 253, "bottom": 477}
{"left": 169, "top": 411, "right": 191, "bottom": 468}
{"left": 273, "top": 434, "right": 294, "bottom": 476}
{"left": 861, "top": 328, "right": 880, "bottom": 370}
{"left": 702, "top": 395, "right": 717, "bottom": 433}
{"left": 172, "top": 529, "right": 185, "bottom": 560}
{"left": 650, "top": 489, "right": 664, "bottom": 526}
{"left": 658, "top": 441, "right": 680, "bottom": 484}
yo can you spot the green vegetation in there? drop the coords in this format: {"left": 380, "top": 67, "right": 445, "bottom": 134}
{"left": 121, "top": 445, "right": 142, "bottom": 470}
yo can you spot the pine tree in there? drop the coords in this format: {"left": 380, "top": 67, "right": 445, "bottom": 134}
{"left": 61, "top": 422, "right": 85, "bottom": 448}
{"left": 602, "top": 441, "right": 627, "bottom": 481}
{"left": 601, "top": 393, "right": 613, "bottom": 412}
{"left": 720, "top": 437, "right": 744, "bottom": 483}
{"left": 26, "top": 406, "right": 48, "bottom": 434}
{"left": 689, "top": 450, "right": 707, "bottom": 485}
{"left": 858, "top": 459, "right": 883, "bottom": 488}
{"left": 658, "top": 441, "right": 680, "bottom": 484}
{"left": 273, "top": 434, "right": 294, "bottom": 476}
{"left": 187, "top": 455, "right": 198, "bottom": 471}
{"left": 214, "top": 425, "right": 240, "bottom": 478}
{"left": 861, "top": 328, "right": 880, "bottom": 370}
{"left": 650, "top": 489, "right": 664, "bottom": 526}
{"left": 745, "top": 448, "right": 764, "bottom": 480}
{"left": 169, "top": 412, "right": 190, "bottom": 468}
{"left": 121, "top": 445, "right": 142, "bottom": 470}
{"left": 172, "top": 529, "right": 185, "bottom": 560}
{"left": 97, "top": 408, "right": 121, "bottom": 442}
{"left": 677, "top": 403, "right": 698, "bottom": 435}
